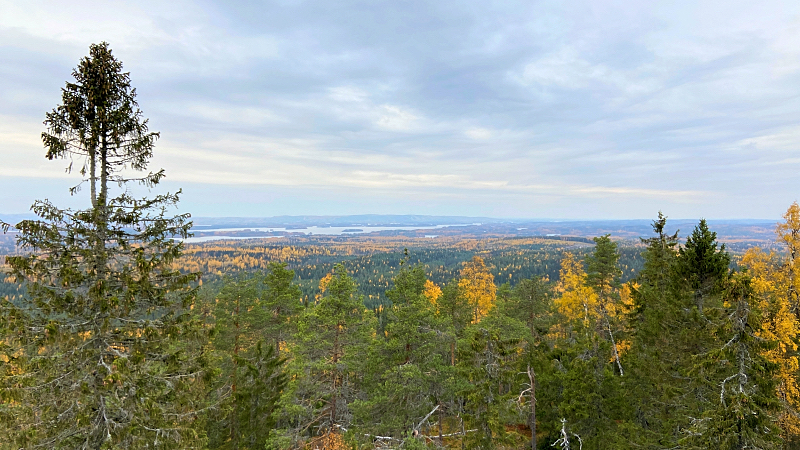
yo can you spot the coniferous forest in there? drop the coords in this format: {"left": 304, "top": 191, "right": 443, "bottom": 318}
{"left": 3, "top": 44, "right": 800, "bottom": 450}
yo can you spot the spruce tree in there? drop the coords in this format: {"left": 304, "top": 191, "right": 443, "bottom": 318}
{"left": 625, "top": 213, "right": 685, "bottom": 446}
{"left": 629, "top": 212, "right": 679, "bottom": 324}
{"left": 676, "top": 218, "right": 731, "bottom": 313}
{"left": 1, "top": 43, "right": 208, "bottom": 448}
{"left": 681, "top": 272, "right": 780, "bottom": 449}
{"left": 673, "top": 219, "right": 732, "bottom": 429}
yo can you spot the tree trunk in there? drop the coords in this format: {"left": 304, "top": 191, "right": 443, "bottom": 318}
{"left": 528, "top": 364, "right": 536, "bottom": 450}
{"left": 438, "top": 402, "right": 443, "bottom": 445}
{"left": 97, "top": 128, "right": 108, "bottom": 278}
{"left": 331, "top": 322, "right": 340, "bottom": 429}
{"left": 89, "top": 144, "right": 97, "bottom": 208}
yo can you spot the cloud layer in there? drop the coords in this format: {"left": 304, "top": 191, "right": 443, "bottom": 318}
{"left": 1, "top": 0, "right": 799, "bottom": 219}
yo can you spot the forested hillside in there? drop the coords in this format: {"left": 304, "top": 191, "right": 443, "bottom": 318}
{"left": 5, "top": 207, "right": 800, "bottom": 448}
{"left": 178, "top": 236, "right": 643, "bottom": 308}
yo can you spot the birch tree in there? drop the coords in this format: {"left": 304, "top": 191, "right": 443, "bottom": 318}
{"left": 585, "top": 235, "right": 625, "bottom": 376}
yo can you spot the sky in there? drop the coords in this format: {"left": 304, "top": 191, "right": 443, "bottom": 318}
{"left": 1, "top": 0, "right": 799, "bottom": 220}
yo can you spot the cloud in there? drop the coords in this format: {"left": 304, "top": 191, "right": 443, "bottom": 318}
{"left": 1, "top": 0, "right": 799, "bottom": 219}
{"left": 464, "top": 127, "right": 492, "bottom": 140}
{"left": 374, "top": 105, "right": 420, "bottom": 131}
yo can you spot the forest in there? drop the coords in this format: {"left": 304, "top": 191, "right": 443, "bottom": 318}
{"left": 3, "top": 43, "right": 800, "bottom": 450}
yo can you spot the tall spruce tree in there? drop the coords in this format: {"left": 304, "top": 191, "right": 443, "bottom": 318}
{"left": 681, "top": 272, "right": 780, "bottom": 449}
{"left": 0, "top": 43, "right": 208, "bottom": 448}
{"left": 625, "top": 213, "right": 685, "bottom": 446}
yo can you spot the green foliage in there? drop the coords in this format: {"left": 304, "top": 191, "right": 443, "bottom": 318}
{"left": 676, "top": 218, "right": 732, "bottom": 310}
{"left": 207, "top": 272, "right": 291, "bottom": 449}
{"left": 262, "top": 262, "right": 303, "bottom": 350}
{"left": 1, "top": 63, "right": 792, "bottom": 450}
{"left": 1, "top": 43, "right": 208, "bottom": 448}
{"left": 681, "top": 272, "right": 780, "bottom": 449}
{"left": 177, "top": 237, "right": 645, "bottom": 309}
{"left": 459, "top": 313, "right": 529, "bottom": 449}
{"left": 624, "top": 213, "right": 686, "bottom": 446}
{"left": 586, "top": 234, "right": 622, "bottom": 300}
{"left": 290, "top": 264, "right": 374, "bottom": 440}
{"left": 353, "top": 264, "right": 449, "bottom": 439}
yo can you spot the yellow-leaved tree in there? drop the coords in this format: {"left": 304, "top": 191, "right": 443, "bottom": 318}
{"left": 423, "top": 279, "right": 443, "bottom": 305}
{"left": 742, "top": 202, "right": 800, "bottom": 443}
{"left": 554, "top": 252, "right": 598, "bottom": 327}
{"left": 777, "top": 201, "right": 800, "bottom": 318}
{"left": 458, "top": 256, "right": 496, "bottom": 322}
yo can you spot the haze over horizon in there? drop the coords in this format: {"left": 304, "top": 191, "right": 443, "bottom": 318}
{"left": 1, "top": 1, "right": 799, "bottom": 220}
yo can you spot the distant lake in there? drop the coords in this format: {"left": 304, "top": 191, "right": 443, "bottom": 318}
{"left": 181, "top": 235, "right": 285, "bottom": 244}
{"left": 181, "top": 224, "right": 478, "bottom": 243}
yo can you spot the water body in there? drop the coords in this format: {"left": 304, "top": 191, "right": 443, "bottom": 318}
{"left": 182, "top": 224, "right": 478, "bottom": 243}
{"left": 182, "top": 235, "right": 284, "bottom": 244}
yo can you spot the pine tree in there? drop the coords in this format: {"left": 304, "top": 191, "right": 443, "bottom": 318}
{"left": 352, "top": 263, "right": 448, "bottom": 440}
{"left": 501, "top": 277, "right": 552, "bottom": 341}
{"left": 1, "top": 42, "right": 208, "bottom": 448}
{"left": 291, "top": 264, "right": 373, "bottom": 441}
{"left": 459, "top": 313, "right": 528, "bottom": 449}
{"left": 497, "top": 277, "right": 554, "bottom": 450}
{"left": 436, "top": 281, "right": 473, "bottom": 368}
{"left": 262, "top": 262, "right": 303, "bottom": 353}
{"left": 208, "top": 274, "right": 289, "bottom": 449}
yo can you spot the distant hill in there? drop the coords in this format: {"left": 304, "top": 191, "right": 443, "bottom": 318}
{"left": 191, "top": 214, "right": 503, "bottom": 228}
{"left": 1, "top": 214, "right": 781, "bottom": 253}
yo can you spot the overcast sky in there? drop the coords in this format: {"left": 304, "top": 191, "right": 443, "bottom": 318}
{"left": 1, "top": 1, "right": 799, "bottom": 219}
